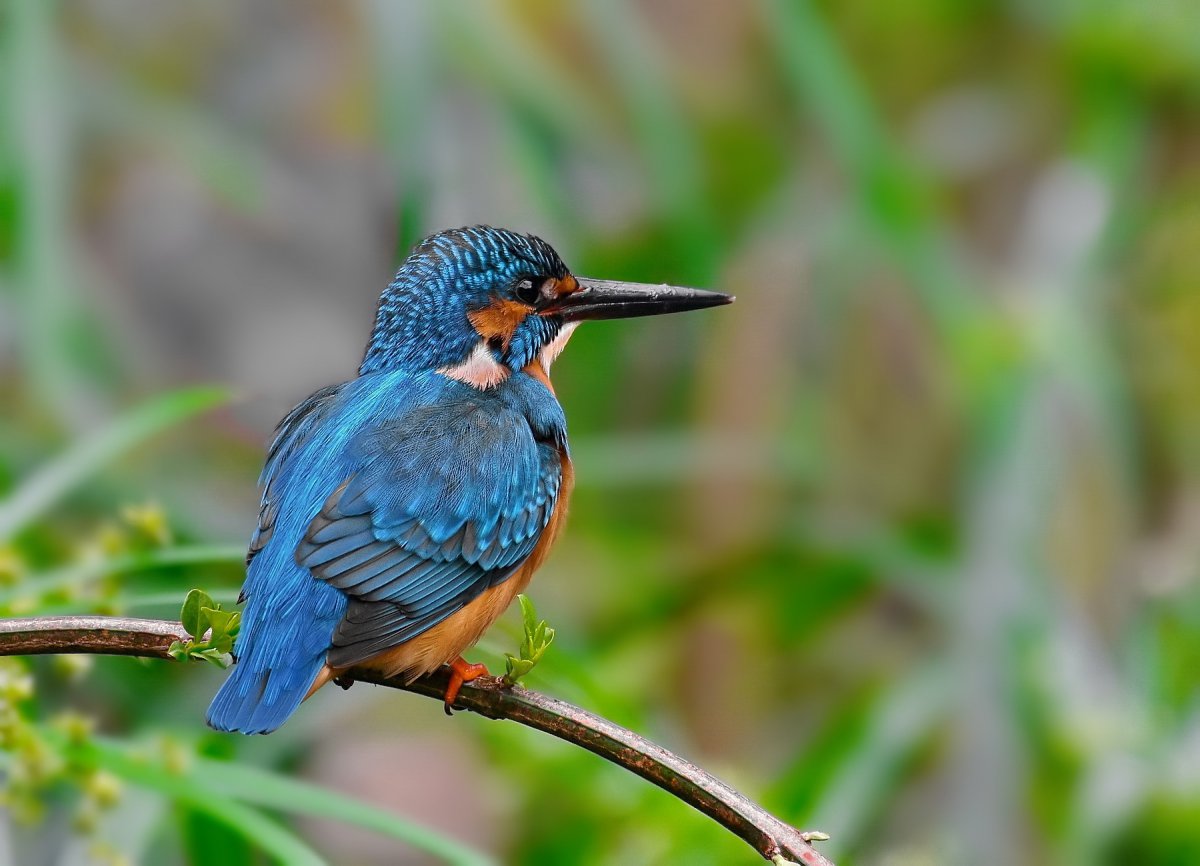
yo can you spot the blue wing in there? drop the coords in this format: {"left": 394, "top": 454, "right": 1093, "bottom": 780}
{"left": 207, "top": 372, "right": 567, "bottom": 735}
{"left": 298, "top": 398, "right": 564, "bottom": 669}
{"left": 207, "top": 382, "right": 350, "bottom": 734}
{"left": 245, "top": 382, "right": 344, "bottom": 571}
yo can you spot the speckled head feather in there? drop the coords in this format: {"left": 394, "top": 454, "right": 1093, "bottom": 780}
{"left": 359, "top": 226, "right": 571, "bottom": 377}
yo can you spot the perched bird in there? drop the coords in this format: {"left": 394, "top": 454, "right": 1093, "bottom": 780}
{"left": 206, "top": 226, "right": 731, "bottom": 734}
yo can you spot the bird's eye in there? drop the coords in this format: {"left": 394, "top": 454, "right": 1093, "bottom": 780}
{"left": 514, "top": 278, "right": 542, "bottom": 306}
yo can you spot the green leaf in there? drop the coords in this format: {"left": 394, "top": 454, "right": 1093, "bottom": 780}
{"left": 519, "top": 594, "right": 537, "bottom": 636}
{"left": 195, "top": 648, "right": 229, "bottom": 669}
{"left": 504, "top": 656, "right": 534, "bottom": 683}
{"left": 181, "top": 589, "right": 213, "bottom": 640}
{"left": 503, "top": 595, "right": 557, "bottom": 686}
{"left": 0, "top": 387, "right": 229, "bottom": 543}
{"left": 210, "top": 634, "right": 233, "bottom": 656}
{"left": 203, "top": 606, "right": 232, "bottom": 636}
{"left": 206, "top": 649, "right": 230, "bottom": 668}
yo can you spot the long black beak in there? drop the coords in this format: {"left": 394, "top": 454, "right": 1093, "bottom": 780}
{"left": 545, "top": 278, "right": 734, "bottom": 322}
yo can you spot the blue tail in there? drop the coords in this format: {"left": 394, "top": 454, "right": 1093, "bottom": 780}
{"left": 205, "top": 651, "right": 325, "bottom": 735}
{"left": 206, "top": 571, "right": 345, "bottom": 734}
{"left": 210, "top": 378, "right": 354, "bottom": 734}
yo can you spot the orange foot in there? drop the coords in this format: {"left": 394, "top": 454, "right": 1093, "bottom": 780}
{"left": 443, "top": 656, "right": 489, "bottom": 714}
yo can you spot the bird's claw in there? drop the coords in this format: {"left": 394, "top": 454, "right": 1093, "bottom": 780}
{"left": 442, "top": 657, "right": 489, "bottom": 715}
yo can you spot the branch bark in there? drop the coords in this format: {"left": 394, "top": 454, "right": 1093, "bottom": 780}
{"left": 0, "top": 615, "right": 834, "bottom": 866}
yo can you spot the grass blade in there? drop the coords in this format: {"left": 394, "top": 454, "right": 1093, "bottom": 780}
{"left": 117, "top": 588, "right": 242, "bottom": 611}
{"left": 188, "top": 757, "right": 495, "bottom": 866}
{"left": 579, "top": 0, "right": 719, "bottom": 274}
{"left": 8, "top": 0, "right": 78, "bottom": 424}
{"left": 0, "top": 387, "right": 229, "bottom": 542}
{"left": 758, "top": 0, "right": 976, "bottom": 330}
{"left": 0, "top": 543, "right": 246, "bottom": 608}
{"left": 189, "top": 799, "right": 328, "bottom": 866}
{"left": 78, "top": 740, "right": 328, "bottom": 866}
{"left": 773, "top": 663, "right": 950, "bottom": 855}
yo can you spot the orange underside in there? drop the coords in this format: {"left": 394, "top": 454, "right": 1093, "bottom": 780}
{"left": 467, "top": 299, "right": 528, "bottom": 350}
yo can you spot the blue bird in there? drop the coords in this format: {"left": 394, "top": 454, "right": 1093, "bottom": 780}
{"left": 206, "top": 226, "right": 731, "bottom": 734}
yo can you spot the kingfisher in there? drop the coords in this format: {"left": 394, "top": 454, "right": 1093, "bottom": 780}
{"left": 206, "top": 225, "right": 731, "bottom": 734}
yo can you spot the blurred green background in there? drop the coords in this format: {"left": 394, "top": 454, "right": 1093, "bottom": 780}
{"left": 2, "top": 1, "right": 1199, "bottom": 864}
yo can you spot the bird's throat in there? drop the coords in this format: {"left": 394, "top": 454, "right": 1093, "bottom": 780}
{"left": 539, "top": 322, "right": 578, "bottom": 374}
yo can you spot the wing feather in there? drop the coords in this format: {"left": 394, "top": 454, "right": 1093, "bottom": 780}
{"left": 297, "top": 398, "right": 563, "bottom": 670}
{"left": 246, "top": 383, "right": 345, "bottom": 569}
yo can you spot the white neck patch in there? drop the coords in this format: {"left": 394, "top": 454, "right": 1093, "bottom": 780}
{"left": 437, "top": 323, "right": 580, "bottom": 390}
{"left": 540, "top": 322, "right": 579, "bottom": 374}
{"left": 437, "top": 341, "right": 510, "bottom": 390}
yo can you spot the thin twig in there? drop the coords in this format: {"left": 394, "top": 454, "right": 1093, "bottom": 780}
{"left": 0, "top": 615, "right": 834, "bottom": 865}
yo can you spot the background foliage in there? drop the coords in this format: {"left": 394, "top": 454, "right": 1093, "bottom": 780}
{"left": 2, "top": 1, "right": 1200, "bottom": 864}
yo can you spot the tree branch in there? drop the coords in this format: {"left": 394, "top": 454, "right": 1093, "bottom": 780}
{"left": 0, "top": 615, "right": 834, "bottom": 866}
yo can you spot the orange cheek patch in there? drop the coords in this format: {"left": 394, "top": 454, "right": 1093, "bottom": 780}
{"left": 468, "top": 299, "right": 528, "bottom": 349}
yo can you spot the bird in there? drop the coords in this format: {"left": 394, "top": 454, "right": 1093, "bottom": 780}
{"left": 206, "top": 225, "right": 732, "bottom": 734}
